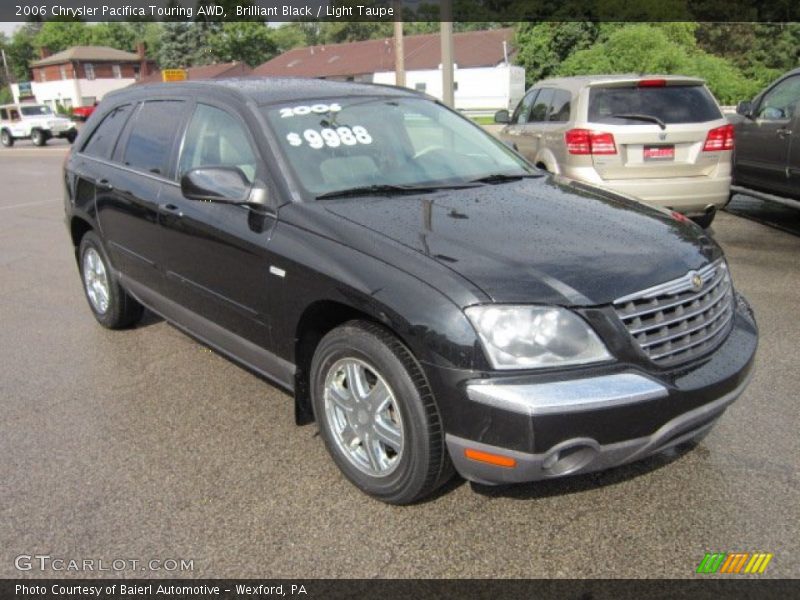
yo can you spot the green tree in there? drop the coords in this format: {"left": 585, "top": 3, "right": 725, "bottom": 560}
{"left": 89, "top": 22, "right": 137, "bottom": 51}
{"left": 208, "top": 22, "right": 277, "bottom": 67}
{"left": 34, "top": 21, "right": 92, "bottom": 54}
{"left": 5, "top": 23, "right": 40, "bottom": 81}
{"left": 271, "top": 23, "right": 311, "bottom": 53}
{"left": 514, "top": 22, "right": 599, "bottom": 86}
{"left": 557, "top": 24, "right": 759, "bottom": 104}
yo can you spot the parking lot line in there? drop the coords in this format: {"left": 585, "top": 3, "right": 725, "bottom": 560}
{"left": 0, "top": 199, "right": 58, "bottom": 210}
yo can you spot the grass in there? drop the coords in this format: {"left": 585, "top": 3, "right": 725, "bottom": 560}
{"left": 470, "top": 115, "right": 496, "bottom": 125}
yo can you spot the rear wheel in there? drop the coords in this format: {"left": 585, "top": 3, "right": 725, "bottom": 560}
{"left": 310, "top": 320, "right": 452, "bottom": 504}
{"left": 31, "top": 129, "right": 47, "bottom": 146}
{"left": 78, "top": 231, "right": 143, "bottom": 329}
{"left": 66, "top": 131, "right": 77, "bottom": 144}
{"left": 1, "top": 129, "right": 12, "bottom": 147}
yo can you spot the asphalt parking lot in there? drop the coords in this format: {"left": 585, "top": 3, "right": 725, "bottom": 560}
{"left": 1, "top": 145, "right": 798, "bottom": 579}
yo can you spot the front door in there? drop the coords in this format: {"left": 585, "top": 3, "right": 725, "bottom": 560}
{"left": 157, "top": 102, "right": 278, "bottom": 349}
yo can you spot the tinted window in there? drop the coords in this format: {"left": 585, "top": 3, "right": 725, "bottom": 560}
{"left": 81, "top": 104, "right": 132, "bottom": 160}
{"left": 588, "top": 85, "right": 722, "bottom": 124}
{"left": 757, "top": 75, "right": 800, "bottom": 121}
{"left": 549, "top": 89, "right": 571, "bottom": 122}
{"left": 123, "top": 101, "right": 185, "bottom": 176}
{"left": 0, "top": 109, "right": 7, "bottom": 120}
{"left": 512, "top": 90, "right": 537, "bottom": 124}
{"left": 179, "top": 104, "right": 258, "bottom": 183}
{"left": 528, "top": 88, "right": 554, "bottom": 122}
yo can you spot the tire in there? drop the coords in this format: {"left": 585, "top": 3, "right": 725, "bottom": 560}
{"left": 310, "top": 320, "right": 452, "bottom": 504}
{"left": 66, "top": 131, "right": 77, "bottom": 144}
{"left": 31, "top": 129, "right": 47, "bottom": 146}
{"left": 78, "top": 231, "right": 143, "bottom": 329}
{"left": 691, "top": 211, "right": 716, "bottom": 229}
{"left": 1, "top": 129, "right": 12, "bottom": 147}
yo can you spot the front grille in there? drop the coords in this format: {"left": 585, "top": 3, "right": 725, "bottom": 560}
{"left": 613, "top": 260, "right": 734, "bottom": 367}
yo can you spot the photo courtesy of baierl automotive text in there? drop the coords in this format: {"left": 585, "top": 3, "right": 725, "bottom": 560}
{"left": 0, "top": 0, "right": 798, "bottom": 594}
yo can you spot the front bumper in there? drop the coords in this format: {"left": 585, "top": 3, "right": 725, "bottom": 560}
{"left": 430, "top": 296, "right": 757, "bottom": 485}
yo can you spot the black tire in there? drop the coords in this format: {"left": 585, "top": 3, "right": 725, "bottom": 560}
{"left": 691, "top": 211, "right": 716, "bottom": 229}
{"left": 78, "top": 231, "right": 143, "bottom": 329}
{"left": 310, "top": 320, "right": 452, "bottom": 504}
{"left": 66, "top": 131, "right": 77, "bottom": 144}
{"left": 31, "top": 129, "right": 47, "bottom": 146}
{"left": 1, "top": 129, "right": 12, "bottom": 147}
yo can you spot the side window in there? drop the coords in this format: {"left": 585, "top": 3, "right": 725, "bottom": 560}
{"left": 528, "top": 88, "right": 555, "bottom": 123}
{"left": 0, "top": 108, "right": 7, "bottom": 120}
{"left": 122, "top": 100, "right": 185, "bottom": 176}
{"left": 512, "top": 89, "right": 538, "bottom": 124}
{"left": 81, "top": 104, "right": 132, "bottom": 160}
{"left": 178, "top": 104, "right": 258, "bottom": 183}
{"left": 9, "top": 109, "right": 20, "bottom": 121}
{"left": 548, "top": 89, "right": 572, "bottom": 122}
{"left": 758, "top": 75, "right": 800, "bottom": 121}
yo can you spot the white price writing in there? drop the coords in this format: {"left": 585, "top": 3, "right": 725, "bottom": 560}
{"left": 279, "top": 103, "right": 342, "bottom": 118}
{"left": 286, "top": 126, "right": 373, "bottom": 149}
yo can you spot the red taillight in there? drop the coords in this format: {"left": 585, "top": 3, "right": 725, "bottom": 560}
{"left": 703, "top": 124, "right": 734, "bottom": 151}
{"left": 638, "top": 78, "right": 667, "bottom": 87}
{"left": 565, "top": 129, "right": 617, "bottom": 155}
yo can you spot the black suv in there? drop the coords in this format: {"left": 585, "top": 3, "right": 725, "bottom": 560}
{"left": 732, "top": 67, "right": 800, "bottom": 203}
{"left": 64, "top": 79, "right": 757, "bottom": 504}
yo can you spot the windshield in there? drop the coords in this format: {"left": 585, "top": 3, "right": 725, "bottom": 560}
{"left": 588, "top": 85, "right": 722, "bottom": 125}
{"left": 262, "top": 96, "right": 535, "bottom": 198}
{"left": 20, "top": 105, "right": 54, "bottom": 117}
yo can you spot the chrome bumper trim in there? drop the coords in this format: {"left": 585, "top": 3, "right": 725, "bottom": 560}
{"left": 465, "top": 373, "right": 668, "bottom": 416}
{"left": 449, "top": 371, "right": 753, "bottom": 485}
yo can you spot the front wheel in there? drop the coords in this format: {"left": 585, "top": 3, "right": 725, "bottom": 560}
{"left": 31, "top": 129, "right": 47, "bottom": 146}
{"left": 78, "top": 231, "right": 143, "bottom": 329}
{"left": 310, "top": 320, "right": 452, "bottom": 504}
{"left": 1, "top": 129, "right": 13, "bottom": 147}
{"left": 66, "top": 131, "right": 77, "bottom": 144}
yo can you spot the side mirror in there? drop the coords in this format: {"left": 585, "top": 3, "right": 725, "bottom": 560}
{"left": 180, "top": 166, "right": 270, "bottom": 210}
{"left": 494, "top": 109, "right": 510, "bottom": 124}
{"left": 736, "top": 101, "right": 753, "bottom": 118}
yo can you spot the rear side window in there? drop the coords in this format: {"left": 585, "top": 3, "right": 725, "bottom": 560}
{"left": 81, "top": 104, "right": 132, "bottom": 159}
{"left": 122, "top": 100, "right": 185, "bottom": 176}
{"left": 549, "top": 89, "right": 571, "bottom": 122}
{"left": 528, "top": 88, "right": 554, "bottom": 122}
{"left": 0, "top": 108, "right": 7, "bottom": 120}
{"left": 588, "top": 85, "right": 722, "bottom": 125}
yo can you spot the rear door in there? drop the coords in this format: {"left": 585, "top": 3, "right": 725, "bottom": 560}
{"left": 94, "top": 98, "right": 187, "bottom": 290}
{"left": 583, "top": 80, "right": 728, "bottom": 181}
{"left": 735, "top": 74, "right": 800, "bottom": 196}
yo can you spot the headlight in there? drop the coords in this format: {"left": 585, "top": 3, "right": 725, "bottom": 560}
{"left": 465, "top": 305, "right": 611, "bottom": 370}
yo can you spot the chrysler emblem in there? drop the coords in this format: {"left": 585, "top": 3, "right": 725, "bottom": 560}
{"left": 689, "top": 271, "right": 703, "bottom": 291}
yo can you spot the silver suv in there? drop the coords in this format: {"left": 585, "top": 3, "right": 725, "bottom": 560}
{"left": 496, "top": 75, "right": 733, "bottom": 227}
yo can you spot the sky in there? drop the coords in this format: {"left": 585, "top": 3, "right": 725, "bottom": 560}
{"left": 1, "top": 22, "right": 22, "bottom": 36}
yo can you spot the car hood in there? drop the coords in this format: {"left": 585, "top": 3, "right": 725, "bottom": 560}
{"left": 320, "top": 177, "right": 720, "bottom": 306}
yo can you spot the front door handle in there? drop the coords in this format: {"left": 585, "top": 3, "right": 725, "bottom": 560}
{"left": 97, "top": 179, "right": 113, "bottom": 191}
{"left": 160, "top": 203, "right": 184, "bottom": 218}
{"left": 777, "top": 127, "right": 792, "bottom": 137}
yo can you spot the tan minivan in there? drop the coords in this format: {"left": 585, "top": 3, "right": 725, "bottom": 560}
{"left": 496, "top": 75, "right": 733, "bottom": 227}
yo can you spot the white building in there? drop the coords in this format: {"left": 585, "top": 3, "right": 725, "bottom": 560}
{"left": 253, "top": 28, "right": 525, "bottom": 114}
{"left": 11, "top": 46, "right": 153, "bottom": 110}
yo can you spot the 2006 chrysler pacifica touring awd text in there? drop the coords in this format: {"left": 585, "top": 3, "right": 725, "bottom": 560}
{"left": 64, "top": 79, "right": 758, "bottom": 504}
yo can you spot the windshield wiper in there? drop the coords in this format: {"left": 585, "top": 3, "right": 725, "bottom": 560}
{"left": 469, "top": 172, "right": 542, "bottom": 185}
{"left": 611, "top": 113, "right": 667, "bottom": 130}
{"left": 315, "top": 183, "right": 476, "bottom": 201}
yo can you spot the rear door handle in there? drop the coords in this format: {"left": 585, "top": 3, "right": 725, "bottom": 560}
{"left": 777, "top": 127, "right": 792, "bottom": 137}
{"left": 97, "top": 178, "right": 113, "bottom": 191}
{"left": 160, "top": 203, "right": 184, "bottom": 218}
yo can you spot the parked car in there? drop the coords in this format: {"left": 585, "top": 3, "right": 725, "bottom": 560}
{"left": 730, "top": 67, "right": 800, "bottom": 203}
{"left": 495, "top": 75, "right": 733, "bottom": 228}
{"left": 72, "top": 104, "right": 97, "bottom": 122}
{"left": 0, "top": 103, "right": 77, "bottom": 147}
{"left": 64, "top": 79, "right": 757, "bottom": 504}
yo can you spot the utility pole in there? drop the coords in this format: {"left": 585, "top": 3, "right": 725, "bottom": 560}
{"left": 440, "top": 0, "right": 454, "bottom": 108}
{"left": 393, "top": 1, "right": 405, "bottom": 88}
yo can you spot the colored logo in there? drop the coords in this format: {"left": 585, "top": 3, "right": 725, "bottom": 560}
{"left": 696, "top": 552, "right": 773, "bottom": 574}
